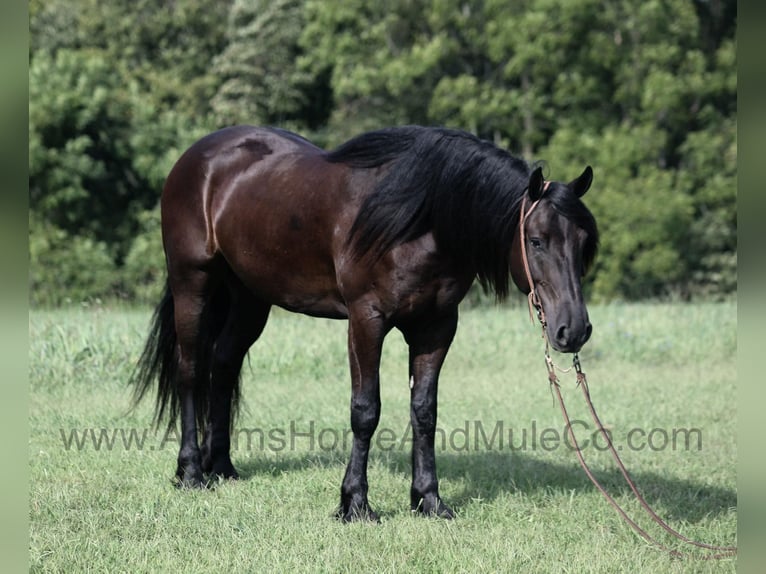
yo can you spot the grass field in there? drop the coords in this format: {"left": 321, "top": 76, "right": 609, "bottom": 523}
{"left": 29, "top": 301, "right": 737, "bottom": 573}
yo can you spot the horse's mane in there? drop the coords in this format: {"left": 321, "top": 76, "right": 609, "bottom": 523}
{"left": 325, "top": 126, "right": 597, "bottom": 299}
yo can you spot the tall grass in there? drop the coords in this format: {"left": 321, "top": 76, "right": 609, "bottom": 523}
{"left": 29, "top": 301, "right": 736, "bottom": 572}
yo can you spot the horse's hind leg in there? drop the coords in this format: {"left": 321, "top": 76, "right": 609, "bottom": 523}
{"left": 201, "top": 283, "right": 271, "bottom": 479}
{"left": 170, "top": 269, "right": 216, "bottom": 487}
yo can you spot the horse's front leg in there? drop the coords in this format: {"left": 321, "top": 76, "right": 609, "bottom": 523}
{"left": 339, "top": 307, "right": 388, "bottom": 522}
{"left": 401, "top": 310, "right": 458, "bottom": 518}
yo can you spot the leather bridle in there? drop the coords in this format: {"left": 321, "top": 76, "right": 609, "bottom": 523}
{"left": 518, "top": 182, "right": 549, "bottom": 326}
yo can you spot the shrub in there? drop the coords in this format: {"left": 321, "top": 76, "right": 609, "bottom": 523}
{"left": 120, "top": 206, "right": 166, "bottom": 305}
{"left": 29, "top": 215, "right": 117, "bottom": 307}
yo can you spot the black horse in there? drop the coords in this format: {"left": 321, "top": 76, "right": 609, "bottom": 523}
{"left": 132, "top": 125, "right": 598, "bottom": 521}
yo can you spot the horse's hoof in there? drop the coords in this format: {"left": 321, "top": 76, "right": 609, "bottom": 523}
{"left": 337, "top": 505, "right": 381, "bottom": 523}
{"left": 413, "top": 497, "right": 455, "bottom": 519}
{"left": 209, "top": 461, "right": 240, "bottom": 481}
{"left": 173, "top": 468, "right": 207, "bottom": 489}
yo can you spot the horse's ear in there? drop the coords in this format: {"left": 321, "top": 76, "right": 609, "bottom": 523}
{"left": 527, "top": 167, "right": 545, "bottom": 201}
{"left": 569, "top": 166, "right": 593, "bottom": 197}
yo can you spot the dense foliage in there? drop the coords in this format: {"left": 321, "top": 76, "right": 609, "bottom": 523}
{"left": 29, "top": 0, "right": 736, "bottom": 306}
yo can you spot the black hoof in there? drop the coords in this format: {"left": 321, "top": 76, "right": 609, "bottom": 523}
{"left": 413, "top": 496, "right": 455, "bottom": 519}
{"left": 209, "top": 460, "right": 240, "bottom": 481}
{"left": 173, "top": 474, "right": 207, "bottom": 489}
{"left": 174, "top": 465, "right": 207, "bottom": 489}
{"left": 337, "top": 505, "right": 381, "bottom": 523}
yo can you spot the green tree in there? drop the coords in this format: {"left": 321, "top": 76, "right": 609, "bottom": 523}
{"left": 537, "top": 0, "right": 736, "bottom": 299}
{"left": 29, "top": 48, "right": 145, "bottom": 253}
{"left": 29, "top": 0, "right": 231, "bottom": 304}
{"left": 211, "top": 0, "right": 329, "bottom": 130}
{"left": 299, "top": 0, "right": 438, "bottom": 143}
{"left": 30, "top": 0, "right": 231, "bottom": 245}
{"left": 29, "top": 0, "right": 736, "bottom": 304}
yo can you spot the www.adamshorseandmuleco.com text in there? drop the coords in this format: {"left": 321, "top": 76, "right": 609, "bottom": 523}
{"left": 58, "top": 419, "right": 703, "bottom": 454}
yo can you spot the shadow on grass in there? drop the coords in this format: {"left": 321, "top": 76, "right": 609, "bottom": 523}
{"left": 423, "top": 450, "right": 735, "bottom": 523}
{"left": 234, "top": 448, "right": 735, "bottom": 524}
{"left": 235, "top": 450, "right": 348, "bottom": 477}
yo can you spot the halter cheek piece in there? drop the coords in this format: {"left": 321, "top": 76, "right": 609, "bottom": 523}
{"left": 519, "top": 181, "right": 550, "bottom": 324}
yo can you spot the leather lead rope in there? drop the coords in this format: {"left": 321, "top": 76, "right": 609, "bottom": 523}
{"left": 519, "top": 184, "right": 737, "bottom": 559}
{"left": 550, "top": 357, "right": 736, "bottom": 559}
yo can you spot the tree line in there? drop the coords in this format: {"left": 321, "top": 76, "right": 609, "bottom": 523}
{"left": 29, "top": 0, "right": 737, "bottom": 306}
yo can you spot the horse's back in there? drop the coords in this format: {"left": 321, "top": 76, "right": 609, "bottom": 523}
{"left": 165, "top": 126, "right": 322, "bottom": 191}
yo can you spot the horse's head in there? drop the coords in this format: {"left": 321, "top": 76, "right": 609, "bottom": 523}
{"left": 510, "top": 166, "right": 598, "bottom": 353}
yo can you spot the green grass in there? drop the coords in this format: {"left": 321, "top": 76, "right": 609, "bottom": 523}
{"left": 29, "top": 301, "right": 737, "bottom": 572}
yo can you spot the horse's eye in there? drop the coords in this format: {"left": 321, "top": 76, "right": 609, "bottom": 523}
{"left": 529, "top": 237, "right": 543, "bottom": 249}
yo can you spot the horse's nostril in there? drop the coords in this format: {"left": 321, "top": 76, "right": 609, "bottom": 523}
{"left": 555, "top": 322, "right": 591, "bottom": 351}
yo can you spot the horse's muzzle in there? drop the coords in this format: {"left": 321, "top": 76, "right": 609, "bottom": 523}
{"left": 550, "top": 320, "right": 592, "bottom": 353}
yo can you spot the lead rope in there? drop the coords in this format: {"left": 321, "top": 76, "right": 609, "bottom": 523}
{"left": 519, "top": 186, "right": 737, "bottom": 559}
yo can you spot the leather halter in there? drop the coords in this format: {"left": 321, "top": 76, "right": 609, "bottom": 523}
{"left": 518, "top": 181, "right": 550, "bottom": 323}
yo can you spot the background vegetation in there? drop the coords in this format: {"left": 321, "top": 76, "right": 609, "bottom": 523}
{"left": 29, "top": 0, "right": 737, "bottom": 305}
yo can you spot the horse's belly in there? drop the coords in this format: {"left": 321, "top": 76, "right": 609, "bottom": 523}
{"left": 223, "top": 248, "right": 348, "bottom": 319}
{"left": 276, "top": 296, "right": 349, "bottom": 319}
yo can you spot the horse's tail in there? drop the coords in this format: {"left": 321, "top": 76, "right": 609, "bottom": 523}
{"left": 131, "top": 281, "right": 229, "bottom": 432}
{"left": 130, "top": 281, "right": 180, "bottom": 428}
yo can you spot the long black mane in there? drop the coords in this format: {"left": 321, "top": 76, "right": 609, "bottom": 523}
{"left": 325, "top": 126, "right": 597, "bottom": 299}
